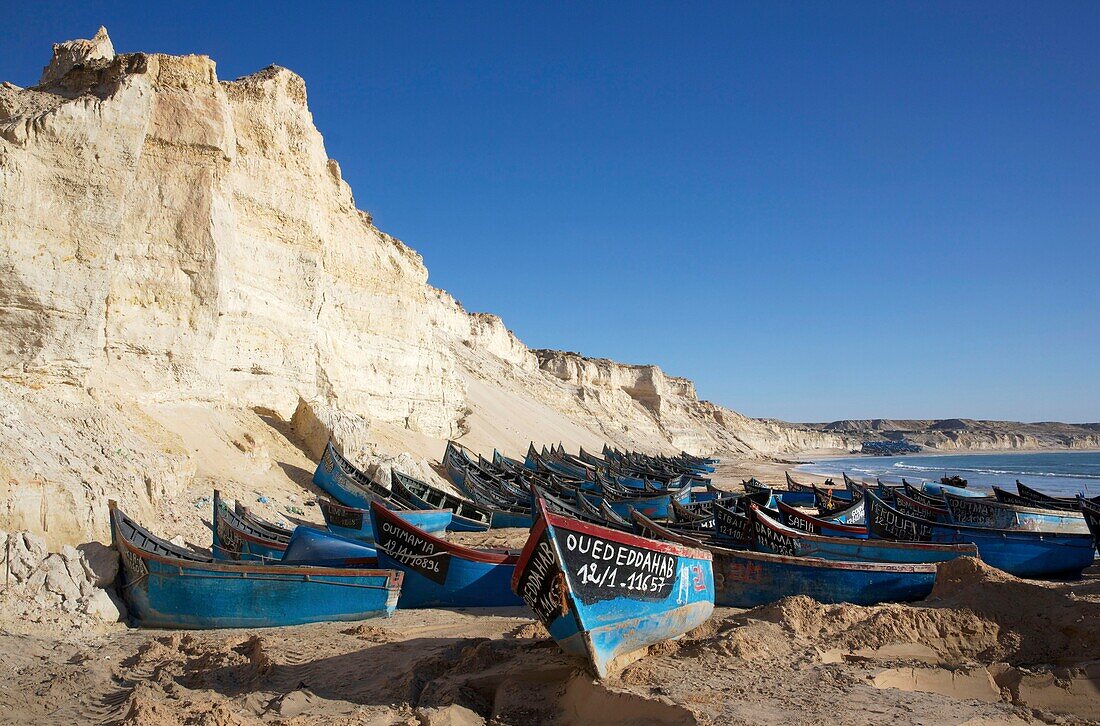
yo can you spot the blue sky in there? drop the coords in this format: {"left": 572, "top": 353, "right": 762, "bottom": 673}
{"left": 4, "top": 2, "right": 1098, "bottom": 422}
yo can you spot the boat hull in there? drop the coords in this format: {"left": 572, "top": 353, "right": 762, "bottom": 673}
{"left": 111, "top": 503, "right": 401, "bottom": 629}
{"left": 514, "top": 509, "right": 714, "bottom": 678}
{"left": 633, "top": 511, "right": 938, "bottom": 608}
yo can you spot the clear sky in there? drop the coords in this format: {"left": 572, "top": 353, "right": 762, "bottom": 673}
{"left": 4, "top": 2, "right": 1098, "bottom": 422}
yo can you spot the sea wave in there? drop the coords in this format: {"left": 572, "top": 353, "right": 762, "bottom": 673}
{"left": 889, "top": 462, "right": 1100, "bottom": 480}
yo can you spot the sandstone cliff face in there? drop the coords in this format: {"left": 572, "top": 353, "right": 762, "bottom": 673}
{"left": 0, "top": 31, "right": 1082, "bottom": 545}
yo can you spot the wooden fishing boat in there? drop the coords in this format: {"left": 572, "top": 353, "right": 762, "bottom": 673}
{"left": 670, "top": 498, "right": 713, "bottom": 525}
{"left": 865, "top": 491, "right": 1096, "bottom": 578}
{"left": 785, "top": 471, "right": 812, "bottom": 493}
{"left": 743, "top": 478, "right": 770, "bottom": 495}
{"left": 1016, "top": 481, "right": 1095, "bottom": 511}
{"left": 313, "top": 441, "right": 417, "bottom": 511}
{"left": 941, "top": 492, "right": 1090, "bottom": 534}
{"left": 632, "top": 511, "right": 940, "bottom": 608}
{"left": 572, "top": 488, "right": 633, "bottom": 531}
{"left": 233, "top": 501, "right": 294, "bottom": 539}
{"left": 893, "top": 488, "right": 950, "bottom": 522}
{"left": 813, "top": 484, "right": 858, "bottom": 515}
{"left": 212, "top": 491, "right": 289, "bottom": 562}
{"left": 391, "top": 470, "right": 495, "bottom": 532}
{"left": 369, "top": 502, "right": 523, "bottom": 608}
{"left": 902, "top": 480, "right": 946, "bottom": 506}
{"left": 513, "top": 498, "right": 714, "bottom": 678}
{"left": 993, "top": 485, "right": 1046, "bottom": 508}
{"left": 712, "top": 500, "right": 752, "bottom": 547}
{"left": 749, "top": 504, "right": 978, "bottom": 564}
{"left": 775, "top": 499, "right": 867, "bottom": 539}
{"left": 598, "top": 500, "right": 634, "bottom": 529}
{"left": 110, "top": 500, "right": 401, "bottom": 628}
{"left": 318, "top": 497, "right": 453, "bottom": 542}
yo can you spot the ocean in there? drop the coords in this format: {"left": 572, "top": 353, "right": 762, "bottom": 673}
{"left": 795, "top": 450, "right": 1100, "bottom": 498}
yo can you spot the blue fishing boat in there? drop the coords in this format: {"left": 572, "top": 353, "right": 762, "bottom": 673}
{"left": 369, "top": 502, "right": 523, "bottom": 608}
{"left": 319, "top": 497, "right": 452, "bottom": 542}
{"left": 212, "top": 491, "right": 289, "bottom": 562}
{"left": 233, "top": 501, "right": 294, "bottom": 539}
{"left": 391, "top": 470, "right": 497, "bottom": 532}
{"left": 865, "top": 491, "right": 1095, "bottom": 578}
{"left": 813, "top": 485, "right": 858, "bottom": 515}
{"left": 1018, "top": 482, "right": 1100, "bottom": 510}
{"left": 775, "top": 499, "right": 868, "bottom": 539}
{"left": 711, "top": 499, "right": 753, "bottom": 546}
{"left": 109, "top": 500, "right": 401, "bottom": 628}
{"left": 633, "top": 511, "right": 940, "bottom": 608}
{"left": 313, "top": 441, "right": 416, "bottom": 510}
{"left": 590, "top": 484, "right": 690, "bottom": 520}
{"left": 749, "top": 504, "right": 978, "bottom": 564}
{"left": 893, "top": 488, "right": 950, "bottom": 522}
{"left": 941, "top": 492, "right": 1090, "bottom": 534}
{"left": 513, "top": 498, "right": 714, "bottom": 678}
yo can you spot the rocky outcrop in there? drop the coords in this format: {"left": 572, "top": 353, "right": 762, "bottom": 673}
{"left": 0, "top": 530, "right": 126, "bottom": 625}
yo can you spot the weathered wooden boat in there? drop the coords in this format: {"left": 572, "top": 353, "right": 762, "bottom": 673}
{"left": 212, "top": 491, "right": 289, "bottom": 562}
{"left": 813, "top": 485, "right": 857, "bottom": 515}
{"left": 712, "top": 500, "right": 752, "bottom": 547}
{"left": 572, "top": 488, "right": 633, "bottom": 531}
{"left": 633, "top": 511, "right": 940, "bottom": 608}
{"left": 513, "top": 498, "right": 714, "bottom": 678}
{"left": 865, "top": 491, "right": 1096, "bottom": 578}
{"left": 280, "top": 526, "right": 378, "bottom": 565}
{"left": 749, "top": 504, "right": 978, "bottom": 564}
{"left": 318, "top": 497, "right": 453, "bottom": 542}
{"left": 775, "top": 500, "right": 867, "bottom": 539}
{"left": 1016, "top": 481, "right": 1096, "bottom": 511}
{"left": 369, "top": 502, "right": 523, "bottom": 608}
{"left": 743, "top": 478, "right": 770, "bottom": 495}
{"left": 313, "top": 441, "right": 417, "bottom": 511}
{"left": 110, "top": 500, "right": 401, "bottom": 628}
{"left": 785, "top": 471, "right": 812, "bottom": 493}
{"left": 993, "top": 485, "right": 1046, "bottom": 508}
{"left": 893, "top": 488, "right": 950, "bottom": 522}
{"left": 902, "top": 480, "right": 947, "bottom": 506}
{"left": 942, "top": 492, "right": 1090, "bottom": 534}
{"left": 670, "top": 498, "right": 714, "bottom": 525}
{"left": 391, "top": 470, "right": 495, "bottom": 532}
{"left": 233, "top": 501, "right": 294, "bottom": 539}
